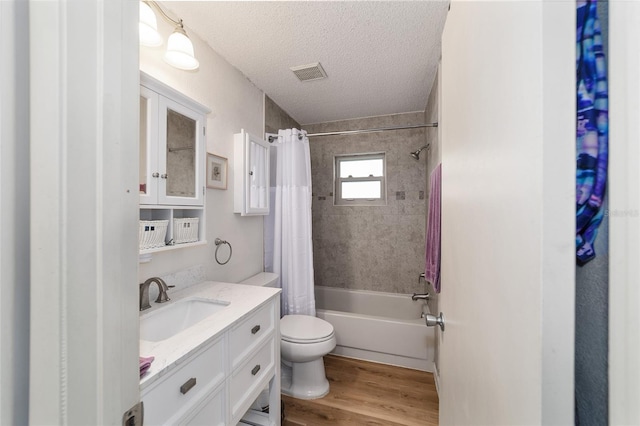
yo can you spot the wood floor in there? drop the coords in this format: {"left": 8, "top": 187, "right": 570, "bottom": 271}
{"left": 282, "top": 355, "right": 439, "bottom": 426}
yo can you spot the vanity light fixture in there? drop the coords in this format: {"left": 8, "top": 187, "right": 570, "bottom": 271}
{"left": 139, "top": 1, "right": 200, "bottom": 71}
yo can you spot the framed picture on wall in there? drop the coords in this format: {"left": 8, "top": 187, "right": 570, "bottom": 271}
{"left": 206, "top": 153, "right": 228, "bottom": 190}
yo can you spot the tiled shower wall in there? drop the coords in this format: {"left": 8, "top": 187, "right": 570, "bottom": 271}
{"left": 264, "top": 95, "right": 300, "bottom": 134}
{"left": 304, "top": 113, "right": 429, "bottom": 294}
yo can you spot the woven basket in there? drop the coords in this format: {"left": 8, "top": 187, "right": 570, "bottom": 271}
{"left": 139, "top": 220, "right": 168, "bottom": 250}
{"left": 173, "top": 217, "right": 199, "bottom": 244}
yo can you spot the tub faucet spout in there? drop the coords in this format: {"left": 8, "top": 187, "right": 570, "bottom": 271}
{"left": 411, "top": 293, "right": 430, "bottom": 301}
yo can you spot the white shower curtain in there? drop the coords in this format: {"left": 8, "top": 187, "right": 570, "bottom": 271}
{"left": 265, "top": 128, "right": 316, "bottom": 316}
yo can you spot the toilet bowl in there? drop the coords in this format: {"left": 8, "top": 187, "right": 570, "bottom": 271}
{"left": 280, "top": 314, "right": 336, "bottom": 399}
{"left": 239, "top": 273, "right": 336, "bottom": 400}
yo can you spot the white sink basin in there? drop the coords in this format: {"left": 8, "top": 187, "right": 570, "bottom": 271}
{"left": 140, "top": 297, "right": 230, "bottom": 342}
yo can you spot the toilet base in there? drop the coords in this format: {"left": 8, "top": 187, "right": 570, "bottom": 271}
{"left": 280, "top": 358, "right": 330, "bottom": 400}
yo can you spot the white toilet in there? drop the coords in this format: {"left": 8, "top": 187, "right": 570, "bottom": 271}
{"left": 240, "top": 273, "right": 337, "bottom": 400}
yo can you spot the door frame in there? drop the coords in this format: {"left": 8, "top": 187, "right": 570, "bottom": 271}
{"left": 608, "top": 1, "right": 640, "bottom": 423}
{"left": 28, "top": 1, "right": 140, "bottom": 423}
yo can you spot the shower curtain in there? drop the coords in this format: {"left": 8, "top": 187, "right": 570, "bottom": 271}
{"left": 265, "top": 128, "right": 316, "bottom": 317}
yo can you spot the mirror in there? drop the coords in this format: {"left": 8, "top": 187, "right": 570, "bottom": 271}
{"left": 166, "top": 108, "right": 196, "bottom": 198}
{"left": 249, "top": 138, "right": 269, "bottom": 210}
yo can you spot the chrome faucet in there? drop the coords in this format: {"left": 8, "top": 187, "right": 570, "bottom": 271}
{"left": 139, "top": 277, "right": 171, "bottom": 311}
{"left": 411, "top": 293, "right": 430, "bottom": 301}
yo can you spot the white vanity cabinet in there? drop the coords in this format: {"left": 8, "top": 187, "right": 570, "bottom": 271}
{"left": 140, "top": 288, "right": 280, "bottom": 426}
{"left": 139, "top": 72, "right": 211, "bottom": 253}
{"left": 234, "top": 129, "right": 270, "bottom": 216}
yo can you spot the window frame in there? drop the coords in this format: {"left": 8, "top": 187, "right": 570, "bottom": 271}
{"left": 334, "top": 152, "right": 387, "bottom": 206}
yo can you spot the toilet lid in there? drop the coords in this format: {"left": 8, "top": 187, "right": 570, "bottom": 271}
{"left": 281, "top": 315, "right": 334, "bottom": 343}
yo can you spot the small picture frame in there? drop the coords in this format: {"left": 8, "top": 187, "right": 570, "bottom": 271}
{"left": 206, "top": 153, "right": 228, "bottom": 190}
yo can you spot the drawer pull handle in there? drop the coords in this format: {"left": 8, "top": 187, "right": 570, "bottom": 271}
{"left": 251, "top": 364, "right": 261, "bottom": 376}
{"left": 251, "top": 325, "right": 261, "bottom": 335}
{"left": 180, "top": 377, "right": 197, "bottom": 394}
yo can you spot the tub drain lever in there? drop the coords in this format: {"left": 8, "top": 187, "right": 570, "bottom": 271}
{"left": 425, "top": 312, "right": 445, "bottom": 332}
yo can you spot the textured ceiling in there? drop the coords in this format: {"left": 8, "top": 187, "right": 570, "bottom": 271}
{"left": 164, "top": 1, "right": 449, "bottom": 125}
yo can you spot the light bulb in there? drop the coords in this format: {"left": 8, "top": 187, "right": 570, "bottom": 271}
{"left": 163, "top": 28, "right": 199, "bottom": 71}
{"left": 139, "top": 2, "right": 162, "bottom": 47}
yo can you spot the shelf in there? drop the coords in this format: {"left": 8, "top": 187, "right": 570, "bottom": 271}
{"left": 140, "top": 204, "right": 204, "bottom": 210}
{"left": 139, "top": 208, "right": 206, "bottom": 257}
{"left": 139, "top": 240, "right": 207, "bottom": 255}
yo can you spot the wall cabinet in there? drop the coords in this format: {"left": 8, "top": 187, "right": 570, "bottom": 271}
{"left": 234, "top": 129, "right": 270, "bottom": 216}
{"left": 139, "top": 72, "right": 210, "bottom": 253}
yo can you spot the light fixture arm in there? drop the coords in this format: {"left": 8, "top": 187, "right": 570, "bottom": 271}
{"left": 144, "top": 1, "right": 183, "bottom": 29}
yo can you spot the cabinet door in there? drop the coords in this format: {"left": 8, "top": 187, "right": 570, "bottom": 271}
{"left": 158, "top": 96, "right": 205, "bottom": 206}
{"left": 245, "top": 133, "right": 270, "bottom": 215}
{"left": 139, "top": 86, "right": 159, "bottom": 205}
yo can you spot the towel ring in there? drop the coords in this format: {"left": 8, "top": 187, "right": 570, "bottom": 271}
{"left": 214, "top": 238, "right": 232, "bottom": 265}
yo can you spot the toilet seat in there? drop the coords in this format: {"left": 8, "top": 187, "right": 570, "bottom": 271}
{"left": 281, "top": 315, "right": 334, "bottom": 344}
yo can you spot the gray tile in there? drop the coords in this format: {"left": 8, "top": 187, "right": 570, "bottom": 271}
{"left": 399, "top": 199, "right": 427, "bottom": 216}
{"left": 398, "top": 215, "right": 426, "bottom": 243}
{"left": 397, "top": 166, "right": 427, "bottom": 191}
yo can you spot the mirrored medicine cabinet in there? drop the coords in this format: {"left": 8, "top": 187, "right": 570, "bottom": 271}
{"left": 139, "top": 72, "right": 211, "bottom": 254}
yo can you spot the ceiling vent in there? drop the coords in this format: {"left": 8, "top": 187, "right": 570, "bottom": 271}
{"left": 290, "top": 62, "right": 328, "bottom": 82}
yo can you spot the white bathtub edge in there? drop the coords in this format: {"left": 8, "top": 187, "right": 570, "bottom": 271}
{"left": 330, "top": 346, "right": 434, "bottom": 373}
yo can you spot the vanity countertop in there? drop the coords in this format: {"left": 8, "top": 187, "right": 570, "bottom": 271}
{"left": 139, "top": 281, "right": 280, "bottom": 390}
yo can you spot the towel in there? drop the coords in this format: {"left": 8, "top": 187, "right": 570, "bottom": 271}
{"left": 139, "top": 356, "right": 154, "bottom": 378}
{"left": 425, "top": 164, "right": 442, "bottom": 292}
{"left": 575, "top": 0, "right": 608, "bottom": 265}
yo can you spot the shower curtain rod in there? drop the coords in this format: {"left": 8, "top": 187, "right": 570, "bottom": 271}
{"left": 267, "top": 122, "right": 438, "bottom": 143}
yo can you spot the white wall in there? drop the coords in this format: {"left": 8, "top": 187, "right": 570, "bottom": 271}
{"left": 0, "top": 1, "right": 30, "bottom": 424}
{"left": 139, "top": 13, "right": 265, "bottom": 284}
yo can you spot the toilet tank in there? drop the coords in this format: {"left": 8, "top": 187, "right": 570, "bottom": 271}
{"left": 239, "top": 272, "right": 279, "bottom": 288}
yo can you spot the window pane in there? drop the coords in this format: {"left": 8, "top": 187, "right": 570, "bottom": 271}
{"left": 340, "top": 158, "right": 383, "bottom": 178}
{"left": 341, "top": 181, "right": 381, "bottom": 199}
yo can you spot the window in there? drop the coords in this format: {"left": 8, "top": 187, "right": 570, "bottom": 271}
{"left": 334, "top": 153, "right": 386, "bottom": 206}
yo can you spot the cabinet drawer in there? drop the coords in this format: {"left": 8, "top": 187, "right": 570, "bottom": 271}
{"left": 141, "top": 337, "right": 225, "bottom": 426}
{"left": 229, "top": 301, "right": 275, "bottom": 368}
{"left": 182, "top": 384, "right": 225, "bottom": 426}
{"left": 230, "top": 338, "right": 275, "bottom": 422}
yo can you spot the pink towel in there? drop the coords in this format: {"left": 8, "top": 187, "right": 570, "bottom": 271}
{"left": 425, "top": 164, "right": 441, "bottom": 292}
{"left": 139, "top": 356, "right": 154, "bottom": 378}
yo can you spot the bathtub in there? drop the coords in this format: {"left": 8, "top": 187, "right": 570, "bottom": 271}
{"left": 315, "top": 286, "right": 435, "bottom": 372}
